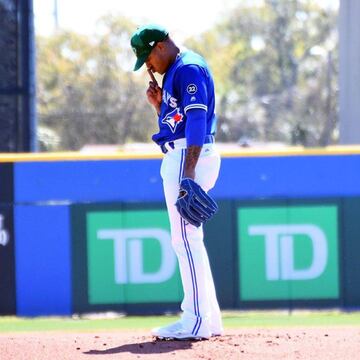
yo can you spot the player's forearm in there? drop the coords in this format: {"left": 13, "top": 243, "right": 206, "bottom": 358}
{"left": 183, "top": 145, "right": 202, "bottom": 179}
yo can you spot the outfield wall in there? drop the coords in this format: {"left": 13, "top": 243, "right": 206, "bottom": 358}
{"left": 1, "top": 147, "right": 360, "bottom": 316}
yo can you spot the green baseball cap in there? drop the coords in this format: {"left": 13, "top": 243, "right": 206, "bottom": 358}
{"left": 130, "top": 24, "right": 169, "bottom": 71}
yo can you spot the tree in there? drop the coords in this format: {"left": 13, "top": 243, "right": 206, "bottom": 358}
{"left": 185, "top": 0, "right": 338, "bottom": 146}
{"left": 37, "top": 3, "right": 339, "bottom": 150}
{"left": 37, "top": 16, "right": 156, "bottom": 151}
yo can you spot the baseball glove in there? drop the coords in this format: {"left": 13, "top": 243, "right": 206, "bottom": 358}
{"left": 175, "top": 178, "right": 218, "bottom": 227}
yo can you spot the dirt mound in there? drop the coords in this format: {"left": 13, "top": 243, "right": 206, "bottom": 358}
{"left": 0, "top": 327, "right": 359, "bottom": 360}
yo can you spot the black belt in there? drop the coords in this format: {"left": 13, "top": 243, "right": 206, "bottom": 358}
{"left": 160, "top": 135, "right": 215, "bottom": 154}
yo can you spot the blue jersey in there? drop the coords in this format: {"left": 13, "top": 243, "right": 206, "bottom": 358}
{"left": 152, "top": 51, "right": 217, "bottom": 146}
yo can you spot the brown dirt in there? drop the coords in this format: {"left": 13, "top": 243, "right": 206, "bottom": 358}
{"left": 0, "top": 327, "right": 359, "bottom": 360}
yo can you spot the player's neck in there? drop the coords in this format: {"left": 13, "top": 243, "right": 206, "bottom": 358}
{"left": 163, "top": 46, "right": 180, "bottom": 73}
{"left": 169, "top": 46, "right": 180, "bottom": 63}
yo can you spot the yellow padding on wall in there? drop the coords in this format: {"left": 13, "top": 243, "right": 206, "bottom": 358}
{"left": 0, "top": 145, "right": 360, "bottom": 162}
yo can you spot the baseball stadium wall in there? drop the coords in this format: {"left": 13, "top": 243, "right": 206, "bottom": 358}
{"left": 1, "top": 147, "right": 360, "bottom": 316}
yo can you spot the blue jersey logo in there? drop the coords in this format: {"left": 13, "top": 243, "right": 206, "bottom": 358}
{"left": 161, "top": 108, "right": 184, "bottom": 133}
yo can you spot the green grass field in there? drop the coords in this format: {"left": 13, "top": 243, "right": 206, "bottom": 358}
{"left": 1, "top": 311, "right": 360, "bottom": 333}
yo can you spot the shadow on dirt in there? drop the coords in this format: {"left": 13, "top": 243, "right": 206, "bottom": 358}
{"left": 84, "top": 339, "right": 194, "bottom": 355}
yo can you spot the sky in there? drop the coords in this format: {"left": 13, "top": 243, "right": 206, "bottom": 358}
{"left": 33, "top": 0, "right": 339, "bottom": 42}
{"left": 33, "top": 0, "right": 241, "bottom": 41}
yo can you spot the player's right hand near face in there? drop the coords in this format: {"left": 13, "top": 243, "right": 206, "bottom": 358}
{"left": 146, "top": 69, "right": 162, "bottom": 115}
{"left": 146, "top": 81, "right": 162, "bottom": 106}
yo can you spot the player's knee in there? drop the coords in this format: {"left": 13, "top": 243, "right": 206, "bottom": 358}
{"left": 171, "top": 232, "right": 204, "bottom": 254}
{"left": 171, "top": 236, "right": 185, "bottom": 253}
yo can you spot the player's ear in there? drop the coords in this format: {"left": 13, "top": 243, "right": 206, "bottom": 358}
{"left": 156, "top": 41, "right": 166, "bottom": 52}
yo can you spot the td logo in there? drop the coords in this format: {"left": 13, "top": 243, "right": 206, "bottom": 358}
{"left": 86, "top": 210, "right": 182, "bottom": 305}
{"left": 238, "top": 205, "right": 339, "bottom": 301}
{"left": 97, "top": 229, "right": 176, "bottom": 284}
{"left": 249, "top": 224, "right": 327, "bottom": 281}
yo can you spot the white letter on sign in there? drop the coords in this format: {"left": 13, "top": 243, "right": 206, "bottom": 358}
{"left": 97, "top": 229, "right": 176, "bottom": 284}
{"left": 249, "top": 224, "right": 328, "bottom": 281}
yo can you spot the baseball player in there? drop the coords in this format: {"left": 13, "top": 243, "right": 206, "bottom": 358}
{"left": 130, "top": 24, "right": 223, "bottom": 340}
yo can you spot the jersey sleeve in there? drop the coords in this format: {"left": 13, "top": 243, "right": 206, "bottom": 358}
{"left": 175, "top": 64, "right": 208, "bottom": 114}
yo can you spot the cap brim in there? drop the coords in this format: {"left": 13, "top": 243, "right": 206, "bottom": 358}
{"left": 133, "top": 55, "right": 147, "bottom": 71}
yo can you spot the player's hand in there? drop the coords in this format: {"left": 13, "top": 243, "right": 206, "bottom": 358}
{"left": 146, "top": 81, "right": 162, "bottom": 112}
{"left": 146, "top": 69, "right": 162, "bottom": 114}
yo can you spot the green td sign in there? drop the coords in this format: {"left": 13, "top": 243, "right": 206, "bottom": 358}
{"left": 238, "top": 205, "right": 339, "bottom": 301}
{"left": 86, "top": 210, "right": 182, "bottom": 304}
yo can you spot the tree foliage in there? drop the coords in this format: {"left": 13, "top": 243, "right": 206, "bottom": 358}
{"left": 37, "top": 1, "right": 338, "bottom": 150}
{"left": 186, "top": 0, "right": 338, "bottom": 146}
{"left": 37, "top": 16, "right": 156, "bottom": 150}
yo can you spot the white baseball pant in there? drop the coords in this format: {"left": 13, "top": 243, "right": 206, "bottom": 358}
{"left": 160, "top": 139, "right": 222, "bottom": 336}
